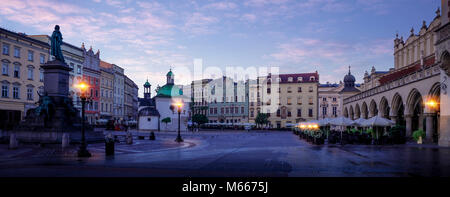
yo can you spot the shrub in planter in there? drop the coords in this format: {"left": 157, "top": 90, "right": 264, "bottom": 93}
{"left": 412, "top": 129, "right": 425, "bottom": 144}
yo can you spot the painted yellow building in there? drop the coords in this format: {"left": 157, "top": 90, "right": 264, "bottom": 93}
{"left": 0, "top": 28, "right": 50, "bottom": 130}
{"left": 250, "top": 72, "right": 319, "bottom": 128}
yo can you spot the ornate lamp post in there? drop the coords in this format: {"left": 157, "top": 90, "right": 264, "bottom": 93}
{"left": 75, "top": 81, "right": 92, "bottom": 157}
{"left": 173, "top": 102, "right": 184, "bottom": 143}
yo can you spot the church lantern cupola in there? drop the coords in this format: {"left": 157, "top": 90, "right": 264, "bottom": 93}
{"left": 166, "top": 68, "right": 174, "bottom": 85}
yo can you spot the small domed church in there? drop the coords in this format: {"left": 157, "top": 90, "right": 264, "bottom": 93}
{"left": 138, "top": 69, "right": 190, "bottom": 131}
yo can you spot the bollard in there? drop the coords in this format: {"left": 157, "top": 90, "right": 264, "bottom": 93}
{"left": 149, "top": 132, "right": 155, "bottom": 140}
{"left": 9, "top": 133, "right": 18, "bottom": 149}
{"left": 62, "top": 133, "right": 70, "bottom": 149}
{"left": 126, "top": 132, "right": 133, "bottom": 144}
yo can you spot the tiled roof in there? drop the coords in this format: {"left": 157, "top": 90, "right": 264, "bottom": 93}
{"left": 100, "top": 60, "right": 113, "bottom": 69}
{"left": 379, "top": 55, "right": 435, "bottom": 85}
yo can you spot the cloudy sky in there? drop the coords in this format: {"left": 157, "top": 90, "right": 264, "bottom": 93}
{"left": 0, "top": 0, "right": 439, "bottom": 97}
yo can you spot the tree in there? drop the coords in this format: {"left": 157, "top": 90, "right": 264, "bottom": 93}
{"left": 255, "top": 113, "right": 269, "bottom": 128}
{"left": 161, "top": 117, "right": 171, "bottom": 130}
{"left": 192, "top": 114, "right": 208, "bottom": 129}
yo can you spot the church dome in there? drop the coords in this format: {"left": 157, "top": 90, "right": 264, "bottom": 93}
{"left": 166, "top": 70, "right": 174, "bottom": 76}
{"left": 144, "top": 80, "right": 151, "bottom": 88}
{"left": 156, "top": 84, "right": 183, "bottom": 97}
{"left": 344, "top": 72, "right": 355, "bottom": 83}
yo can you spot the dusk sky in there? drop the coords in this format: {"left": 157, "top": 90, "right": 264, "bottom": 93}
{"left": 0, "top": 0, "right": 439, "bottom": 97}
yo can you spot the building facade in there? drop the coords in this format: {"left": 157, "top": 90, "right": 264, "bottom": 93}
{"left": 190, "top": 79, "right": 212, "bottom": 117}
{"left": 205, "top": 76, "right": 249, "bottom": 124}
{"left": 124, "top": 75, "right": 138, "bottom": 121}
{"left": 318, "top": 82, "right": 343, "bottom": 119}
{"left": 99, "top": 60, "right": 114, "bottom": 120}
{"left": 255, "top": 72, "right": 319, "bottom": 128}
{"left": 343, "top": 9, "right": 441, "bottom": 144}
{"left": 0, "top": 28, "right": 49, "bottom": 130}
{"left": 82, "top": 45, "right": 101, "bottom": 124}
{"left": 113, "top": 64, "right": 124, "bottom": 121}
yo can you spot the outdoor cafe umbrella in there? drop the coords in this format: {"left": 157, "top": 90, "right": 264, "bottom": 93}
{"left": 329, "top": 117, "right": 356, "bottom": 144}
{"left": 360, "top": 115, "right": 395, "bottom": 127}
{"left": 360, "top": 115, "right": 396, "bottom": 140}
{"left": 355, "top": 118, "right": 367, "bottom": 126}
{"left": 317, "top": 118, "right": 332, "bottom": 126}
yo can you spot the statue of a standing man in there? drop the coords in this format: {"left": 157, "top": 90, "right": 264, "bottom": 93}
{"left": 50, "top": 25, "right": 65, "bottom": 63}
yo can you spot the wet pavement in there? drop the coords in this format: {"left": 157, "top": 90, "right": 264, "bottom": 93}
{"left": 0, "top": 130, "right": 449, "bottom": 177}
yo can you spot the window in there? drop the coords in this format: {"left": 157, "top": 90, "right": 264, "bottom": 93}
{"left": 39, "top": 69, "right": 44, "bottom": 82}
{"left": 2, "top": 62, "right": 9, "bottom": 75}
{"left": 322, "top": 107, "right": 327, "bottom": 116}
{"left": 14, "top": 47, "right": 20, "bottom": 58}
{"left": 101, "top": 103, "right": 104, "bottom": 112}
{"left": 1, "top": 84, "right": 8, "bottom": 98}
{"left": 94, "top": 102, "right": 98, "bottom": 110}
{"left": 2, "top": 43, "right": 9, "bottom": 55}
{"left": 288, "top": 77, "right": 293, "bottom": 82}
{"left": 40, "top": 54, "right": 45, "bottom": 64}
{"left": 297, "top": 97, "right": 302, "bottom": 105}
{"left": 333, "top": 97, "right": 337, "bottom": 102}
{"left": 298, "top": 87, "right": 302, "bottom": 92}
{"left": 309, "top": 86, "right": 313, "bottom": 92}
{"left": 13, "top": 86, "right": 19, "bottom": 99}
{"left": 308, "top": 108, "right": 313, "bottom": 117}
{"left": 250, "top": 110, "right": 254, "bottom": 117}
{"left": 77, "top": 65, "right": 81, "bottom": 74}
{"left": 332, "top": 107, "right": 337, "bottom": 116}
{"left": 267, "top": 88, "right": 271, "bottom": 94}
{"left": 241, "top": 107, "right": 244, "bottom": 114}
{"left": 310, "top": 76, "right": 315, "bottom": 81}
{"left": 90, "top": 88, "right": 93, "bottom": 97}
{"left": 276, "top": 109, "right": 281, "bottom": 117}
{"left": 308, "top": 97, "right": 313, "bottom": 105}
{"left": 287, "top": 110, "right": 292, "bottom": 117}
{"left": 14, "top": 65, "right": 20, "bottom": 78}
{"left": 95, "top": 90, "right": 98, "bottom": 98}
{"left": 287, "top": 87, "right": 292, "bottom": 93}
{"left": 27, "top": 51, "right": 34, "bottom": 61}
{"left": 287, "top": 98, "right": 292, "bottom": 105}
{"left": 226, "top": 107, "right": 229, "bottom": 114}
{"left": 297, "top": 77, "right": 303, "bottom": 82}
{"left": 297, "top": 109, "right": 302, "bottom": 117}
{"left": 27, "top": 67, "right": 34, "bottom": 80}
{"left": 323, "top": 97, "right": 326, "bottom": 101}
{"left": 27, "top": 87, "right": 33, "bottom": 100}
{"left": 69, "top": 63, "right": 74, "bottom": 70}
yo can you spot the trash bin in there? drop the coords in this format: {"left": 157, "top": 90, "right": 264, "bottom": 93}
{"left": 149, "top": 132, "right": 155, "bottom": 140}
{"left": 105, "top": 136, "right": 115, "bottom": 156}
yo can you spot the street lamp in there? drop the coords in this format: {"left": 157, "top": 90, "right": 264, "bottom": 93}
{"left": 75, "top": 81, "right": 92, "bottom": 157}
{"left": 173, "top": 101, "right": 184, "bottom": 143}
{"left": 425, "top": 99, "right": 438, "bottom": 109}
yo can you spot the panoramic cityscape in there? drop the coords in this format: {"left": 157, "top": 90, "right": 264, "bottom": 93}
{"left": 0, "top": 0, "right": 450, "bottom": 192}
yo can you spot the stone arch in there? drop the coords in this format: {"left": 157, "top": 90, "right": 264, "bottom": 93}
{"left": 349, "top": 105, "right": 354, "bottom": 120}
{"left": 369, "top": 99, "right": 378, "bottom": 118}
{"left": 406, "top": 88, "right": 424, "bottom": 132}
{"left": 379, "top": 97, "right": 390, "bottom": 118}
{"left": 355, "top": 103, "right": 361, "bottom": 119}
{"left": 361, "top": 102, "right": 368, "bottom": 119}
{"left": 440, "top": 50, "right": 450, "bottom": 76}
{"left": 391, "top": 93, "right": 405, "bottom": 125}
{"left": 343, "top": 107, "right": 348, "bottom": 118}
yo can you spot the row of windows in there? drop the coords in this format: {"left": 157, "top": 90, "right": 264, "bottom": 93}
{"left": 266, "top": 86, "right": 314, "bottom": 94}
{"left": 322, "top": 107, "right": 338, "bottom": 116}
{"left": 101, "top": 102, "right": 113, "bottom": 113}
{"left": 2, "top": 62, "right": 44, "bottom": 81}
{"left": 320, "top": 97, "right": 337, "bottom": 102}
{"left": 86, "top": 101, "right": 99, "bottom": 111}
{"left": 69, "top": 63, "right": 82, "bottom": 74}
{"left": 266, "top": 76, "right": 316, "bottom": 83}
{"left": 2, "top": 43, "right": 46, "bottom": 64}
{"left": 249, "top": 108, "right": 314, "bottom": 118}
{"left": 208, "top": 106, "right": 245, "bottom": 115}
{"left": 1, "top": 84, "right": 36, "bottom": 100}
